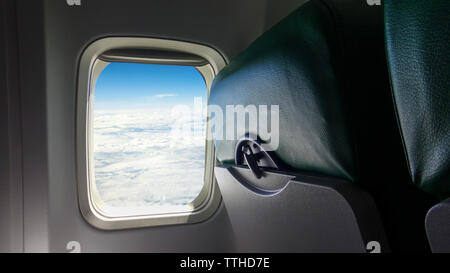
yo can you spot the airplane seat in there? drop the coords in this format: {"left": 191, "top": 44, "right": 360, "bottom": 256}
{"left": 384, "top": 0, "right": 450, "bottom": 252}
{"left": 208, "top": 0, "right": 434, "bottom": 252}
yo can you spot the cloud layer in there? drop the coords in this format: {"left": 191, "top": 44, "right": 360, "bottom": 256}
{"left": 153, "top": 94, "right": 177, "bottom": 98}
{"left": 93, "top": 108, "right": 206, "bottom": 209}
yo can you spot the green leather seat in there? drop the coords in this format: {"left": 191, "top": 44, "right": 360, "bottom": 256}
{"left": 210, "top": 0, "right": 402, "bottom": 185}
{"left": 385, "top": 0, "right": 450, "bottom": 197}
{"left": 210, "top": 0, "right": 355, "bottom": 180}
{"left": 210, "top": 0, "right": 438, "bottom": 252}
{"left": 385, "top": 0, "right": 450, "bottom": 252}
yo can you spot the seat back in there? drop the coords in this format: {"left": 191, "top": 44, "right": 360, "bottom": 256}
{"left": 209, "top": 0, "right": 402, "bottom": 252}
{"left": 210, "top": 0, "right": 355, "bottom": 181}
{"left": 210, "top": 0, "right": 439, "bottom": 252}
{"left": 385, "top": 0, "right": 450, "bottom": 197}
{"left": 385, "top": 0, "right": 450, "bottom": 252}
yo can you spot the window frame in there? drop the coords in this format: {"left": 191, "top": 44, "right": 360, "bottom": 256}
{"left": 76, "top": 37, "right": 225, "bottom": 230}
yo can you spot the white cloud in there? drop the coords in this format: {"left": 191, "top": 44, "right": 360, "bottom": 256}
{"left": 153, "top": 94, "right": 177, "bottom": 98}
{"left": 92, "top": 108, "right": 206, "bottom": 210}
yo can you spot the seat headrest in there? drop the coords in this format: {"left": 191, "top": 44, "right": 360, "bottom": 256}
{"left": 210, "top": 0, "right": 383, "bottom": 181}
{"left": 385, "top": 0, "right": 450, "bottom": 196}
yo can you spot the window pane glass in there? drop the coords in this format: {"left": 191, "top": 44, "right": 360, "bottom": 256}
{"left": 92, "top": 63, "right": 207, "bottom": 213}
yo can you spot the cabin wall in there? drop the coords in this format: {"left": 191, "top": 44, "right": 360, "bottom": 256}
{"left": 1, "top": 0, "right": 307, "bottom": 252}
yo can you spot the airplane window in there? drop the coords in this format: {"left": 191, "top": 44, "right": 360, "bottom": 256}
{"left": 91, "top": 62, "right": 208, "bottom": 216}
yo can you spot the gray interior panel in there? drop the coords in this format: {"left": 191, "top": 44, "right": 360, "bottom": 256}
{"left": 0, "top": 0, "right": 24, "bottom": 253}
{"left": 215, "top": 166, "right": 389, "bottom": 252}
{"left": 426, "top": 198, "right": 450, "bottom": 253}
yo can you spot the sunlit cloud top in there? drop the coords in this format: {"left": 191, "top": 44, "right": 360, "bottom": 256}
{"left": 154, "top": 94, "right": 178, "bottom": 98}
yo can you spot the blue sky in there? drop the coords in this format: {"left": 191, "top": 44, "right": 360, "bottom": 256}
{"left": 94, "top": 62, "right": 207, "bottom": 110}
